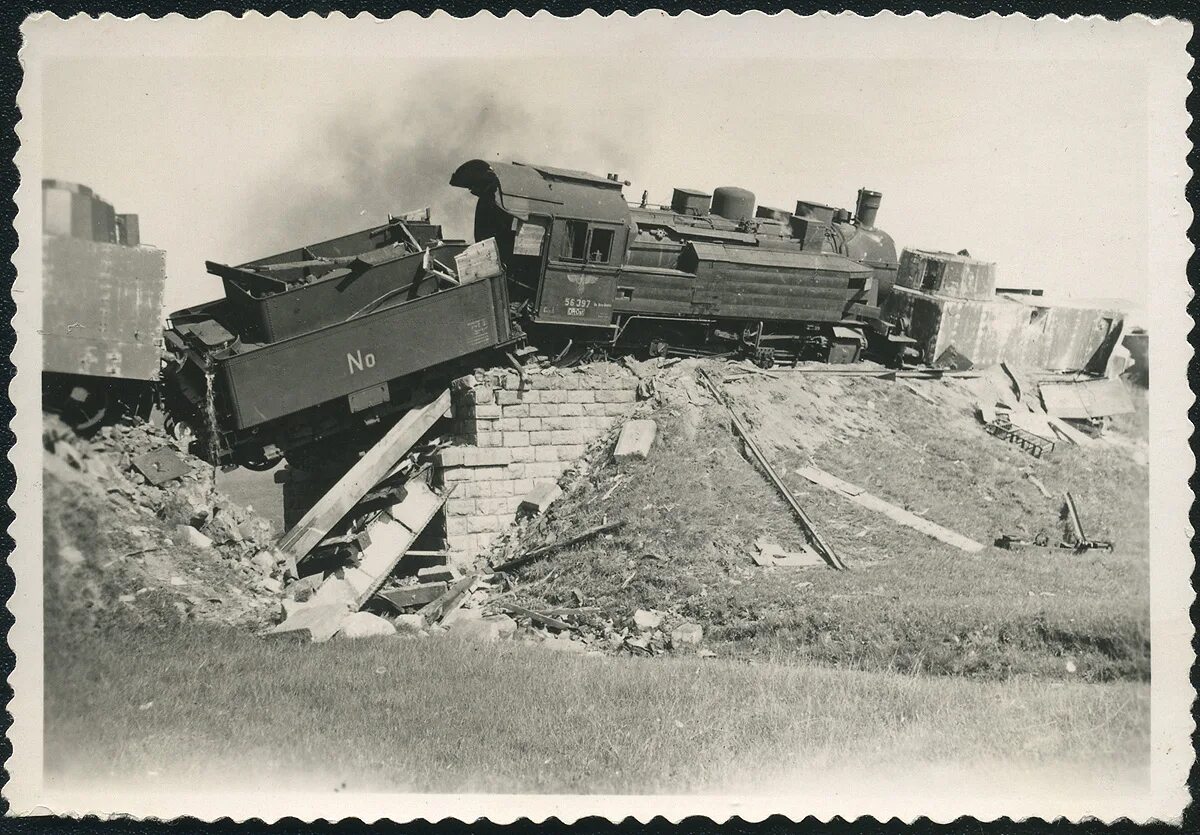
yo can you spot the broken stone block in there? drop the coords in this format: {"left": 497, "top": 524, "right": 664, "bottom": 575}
{"left": 307, "top": 577, "right": 357, "bottom": 611}
{"left": 393, "top": 613, "right": 426, "bottom": 634}
{"left": 490, "top": 614, "right": 518, "bottom": 640}
{"left": 441, "top": 606, "right": 483, "bottom": 627}
{"left": 268, "top": 603, "right": 348, "bottom": 643}
{"left": 204, "top": 512, "right": 244, "bottom": 545}
{"left": 336, "top": 612, "right": 397, "bottom": 640}
{"left": 671, "top": 622, "right": 704, "bottom": 647}
{"left": 448, "top": 615, "right": 512, "bottom": 643}
{"left": 613, "top": 419, "right": 658, "bottom": 463}
{"left": 175, "top": 482, "right": 213, "bottom": 526}
{"left": 175, "top": 524, "right": 213, "bottom": 550}
{"left": 633, "top": 609, "right": 662, "bottom": 632}
{"left": 519, "top": 482, "right": 562, "bottom": 516}
{"left": 250, "top": 550, "right": 276, "bottom": 574}
{"left": 417, "top": 565, "right": 457, "bottom": 585}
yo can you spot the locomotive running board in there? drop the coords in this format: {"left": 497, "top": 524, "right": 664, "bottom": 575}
{"left": 276, "top": 389, "right": 452, "bottom": 563}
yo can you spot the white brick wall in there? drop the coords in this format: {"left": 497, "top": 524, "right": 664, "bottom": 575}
{"left": 436, "top": 366, "right": 640, "bottom": 565}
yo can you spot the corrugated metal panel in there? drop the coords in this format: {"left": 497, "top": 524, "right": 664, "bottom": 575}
{"left": 1040, "top": 379, "right": 1135, "bottom": 419}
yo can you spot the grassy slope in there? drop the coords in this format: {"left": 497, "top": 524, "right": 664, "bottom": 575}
{"left": 46, "top": 623, "right": 1148, "bottom": 795}
{"left": 501, "top": 372, "right": 1149, "bottom": 681}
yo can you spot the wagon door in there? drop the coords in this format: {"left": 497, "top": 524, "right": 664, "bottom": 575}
{"left": 535, "top": 218, "right": 625, "bottom": 327}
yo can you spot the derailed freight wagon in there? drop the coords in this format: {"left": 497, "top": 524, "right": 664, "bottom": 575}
{"left": 162, "top": 216, "right": 518, "bottom": 469}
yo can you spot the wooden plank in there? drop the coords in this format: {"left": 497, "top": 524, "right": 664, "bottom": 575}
{"left": 898, "top": 380, "right": 937, "bottom": 404}
{"left": 418, "top": 574, "right": 476, "bottom": 624}
{"left": 796, "top": 465, "right": 985, "bottom": 554}
{"left": 489, "top": 601, "right": 575, "bottom": 631}
{"left": 491, "top": 522, "right": 624, "bottom": 573}
{"left": 1044, "top": 414, "right": 1096, "bottom": 447}
{"left": 343, "top": 480, "right": 450, "bottom": 608}
{"left": 277, "top": 390, "right": 451, "bottom": 562}
{"left": 375, "top": 582, "right": 448, "bottom": 611}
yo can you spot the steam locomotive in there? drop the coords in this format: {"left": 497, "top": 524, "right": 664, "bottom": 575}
{"left": 162, "top": 160, "right": 909, "bottom": 469}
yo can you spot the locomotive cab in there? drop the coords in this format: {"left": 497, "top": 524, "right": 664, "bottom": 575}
{"left": 451, "top": 160, "right": 632, "bottom": 330}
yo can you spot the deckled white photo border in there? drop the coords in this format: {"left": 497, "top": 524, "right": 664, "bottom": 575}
{"left": 6, "top": 10, "right": 1195, "bottom": 824}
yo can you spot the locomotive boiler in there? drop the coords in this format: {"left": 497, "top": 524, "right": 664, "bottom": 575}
{"left": 163, "top": 159, "right": 907, "bottom": 468}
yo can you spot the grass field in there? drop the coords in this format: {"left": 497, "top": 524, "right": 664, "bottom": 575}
{"left": 46, "top": 622, "right": 1149, "bottom": 796}
{"left": 498, "top": 374, "right": 1149, "bottom": 681}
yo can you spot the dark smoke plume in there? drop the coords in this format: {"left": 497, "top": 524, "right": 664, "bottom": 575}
{"left": 237, "top": 69, "right": 638, "bottom": 261}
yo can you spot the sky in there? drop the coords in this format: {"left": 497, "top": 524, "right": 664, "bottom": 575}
{"left": 31, "top": 14, "right": 1152, "bottom": 316}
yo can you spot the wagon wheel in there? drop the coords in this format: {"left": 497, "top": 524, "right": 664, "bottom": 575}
{"left": 237, "top": 451, "right": 279, "bottom": 472}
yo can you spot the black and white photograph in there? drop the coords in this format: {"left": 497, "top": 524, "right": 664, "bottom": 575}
{"left": 6, "top": 11, "right": 1194, "bottom": 824}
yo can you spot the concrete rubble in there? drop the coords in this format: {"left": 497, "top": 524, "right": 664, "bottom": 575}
{"left": 43, "top": 416, "right": 290, "bottom": 631}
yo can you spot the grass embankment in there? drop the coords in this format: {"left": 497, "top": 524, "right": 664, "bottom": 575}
{"left": 46, "top": 622, "right": 1149, "bottom": 794}
{"left": 502, "top": 374, "right": 1149, "bottom": 681}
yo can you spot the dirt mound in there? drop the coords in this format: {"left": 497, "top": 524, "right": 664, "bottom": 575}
{"left": 43, "top": 416, "right": 288, "bottom": 633}
{"left": 476, "top": 359, "right": 1151, "bottom": 680}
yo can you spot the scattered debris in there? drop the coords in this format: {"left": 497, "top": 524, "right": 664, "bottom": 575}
{"left": 336, "top": 612, "right": 397, "bottom": 640}
{"left": 1026, "top": 474, "right": 1053, "bottom": 499}
{"left": 418, "top": 574, "right": 477, "bottom": 625}
{"left": 519, "top": 483, "right": 563, "bottom": 517}
{"left": 491, "top": 521, "right": 624, "bottom": 574}
{"left": 753, "top": 537, "right": 826, "bottom": 568}
{"left": 613, "top": 418, "right": 659, "bottom": 463}
{"left": 933, "top": 345, "right": 974, "bottom": 371}
{"left": 670, "top": 622, "right": 703, "bottom": 647}
{"left": 268, "top": 603, "right": 351, "bottom": 644}
{"left": 796, "top": 465, "right": 985, "bottom": 553}
{"left": 982, "top": 413, "right": 1056, "bottom": 458}
{"left": 490, "top": 601, "right": 574, "bottom": 632}
{"left": 898, "top": 379, "right": 938, "bottom": 404}
{"left": 277, "top": 390, "right": 451, "bottom": 563}
{"left": 1040, "top": 378, "right": 1134, "bottom": 422}
{"left": 1062, "top": 491, "right": 1113, "bottom": 552}
{"left": 633, "top": 609, "right": 663, "bottom": 631}
{"left": 131, "top": 448, "right": 190, "bottom": 485}
{"left": 174, "top": 525, "right": 213, "bottom": 550}
{"left": 376, "top": 582, "right": 447, "bottom": 611}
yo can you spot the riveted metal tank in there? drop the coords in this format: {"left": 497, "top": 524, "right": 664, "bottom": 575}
{"left": 711, "top": 186, "right": 756, "bottom": 221}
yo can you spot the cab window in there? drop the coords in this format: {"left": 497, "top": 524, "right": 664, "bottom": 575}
{"left": 564, "top": 221, "right": 588, "bottom": 261}
{"left": 589, "top": 228, "right": 614, "bottom": 264}
{"left": 560, "top": 221, "right": 616, "bottom": 264}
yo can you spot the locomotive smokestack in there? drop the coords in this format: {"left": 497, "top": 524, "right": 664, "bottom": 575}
{"left": 855, "top": 188, "right": 882, "bottom": 228}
